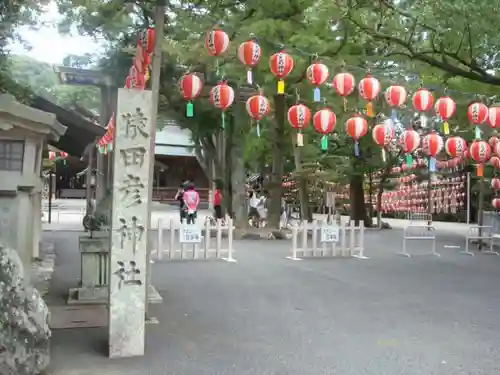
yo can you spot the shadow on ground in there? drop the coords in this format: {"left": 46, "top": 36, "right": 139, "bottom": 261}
{"left": 46, "top": 230, "right": 500, "bottom": 375}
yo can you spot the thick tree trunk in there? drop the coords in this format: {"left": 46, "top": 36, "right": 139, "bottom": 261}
{"left": 268, "top": 94, "right": 286, "bottom": 229}
{"left": 349, "top": 173, "right": 368, "bottom": 226}
{"left": 230, "top": 107, "right": 248, "bottom": 228}
{"left": 292, "top": 137, "right": 311, "bottom": 222}
{"left": 224, "top": 115, "right": 234, "bottom": 217}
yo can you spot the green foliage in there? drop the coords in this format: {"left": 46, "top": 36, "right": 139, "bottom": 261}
{"left": 7, "top": 54, "right": 101, "bottom": 111}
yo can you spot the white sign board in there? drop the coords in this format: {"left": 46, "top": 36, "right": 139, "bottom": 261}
{"left": 321, "top": 226, "right": 340, "bottom": 243}
{"left": 180, "top": 227, "right": 202, "bottom": 243}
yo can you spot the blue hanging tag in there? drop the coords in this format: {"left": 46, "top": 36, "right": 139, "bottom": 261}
{"left": 354, "top": 141, "right": 360, "bottom": 156}
{"left": 475, "top": 126, "right": 482, "bottom": 139}
{"left": 256, "top": 122, "right": 261, "bottom": 137}
{"left": 429, "top": 157, "right": 436, "bottom": 172}
{"left": 313, "top": 87, "right": 321, "bottom": 102}
{"left": 391, "top": 109, "right": 398, "bottom": 121}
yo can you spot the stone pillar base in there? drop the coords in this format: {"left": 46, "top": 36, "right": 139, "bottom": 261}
{"left": 67, "top": 284, "right": 163, "bottom": 305}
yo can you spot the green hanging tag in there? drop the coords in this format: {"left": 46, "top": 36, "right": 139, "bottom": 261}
{"left": 406, "top": 154, "right": 413, "bottom": 167}
{"left": 320, "top": 135, "right": 328, "bottom": 151}
{"left": 221, "top": 112, "right": 225, "bottom": 129}
{"left": 186, "top": 102, "right": 194, "bottom": 117}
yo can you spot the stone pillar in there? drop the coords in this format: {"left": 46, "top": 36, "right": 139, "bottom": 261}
{"left": 108, "top": 88, "right": 153, "bottom": 358}
{"left": 32, "top": 192, "right": 41, "bottom": 259}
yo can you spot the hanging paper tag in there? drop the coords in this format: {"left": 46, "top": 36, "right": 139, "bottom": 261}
{"left": 366, "top": 102, "right": 374, "bottom": 117}
{"left": 406, "top": 154, "right": 413, "bottom": 167}
{"left": 429, "top": 157, "right": 436, "bottom": 172}
{"left": 477, "top": 164, "right": 484, "bottom": 177}
{"left": 381, "top": 148, "right": 386, "bottom": 162}
{"left": 215, "top": 60, "right": 220, "bottom": 77}
{"left": 391, "top": 109, "right": 398, "bottom": 121}
{"left": 313, "top": 87, "right": 321, "bottom": 102}
{"left": 420, "top": 114, "right": 427, "bottom": 128}
{"left": 342, "top": 98, "right": 347, "bottom": 112}
{"left": 186, "top": 102, "right": 194, "bottom": 117}
{"left": 354, "top": 141, "right": 360, "bottom": 156}
{"left": 443, "top": 121, "right": 449, "bottom": 135}
{"left": 256, "top": 122, "right": 261, "bottom": 137}
{"left": 221, "top": 112, "right": 226, "bottom": 129}
{"left": 277, "top": 80, "right": 285, "bottom": 94}
{"left": 108, "top": 143, "right": 113, "bottom": 152}
{"left": 296, "top": 132, "right": 303, "bottom": 147}
{"left": 246, "top": 70, "right": 253, "bottom": 85}
{"left": 475, "top": 126, "right": 482, "bottom": 139}
{"left": 320, "top": 135, "right": 328, "bottom": 150}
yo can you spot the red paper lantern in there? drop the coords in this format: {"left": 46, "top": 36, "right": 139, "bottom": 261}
{"left": 399, "top": 129, "right": 421, "bottom": 153}
{"left": 372, "top": 124, "right": 394, "bottom": 147}
{"left": 146, "top": 28, "right": 155, "bottom": 54}
{"left": 238, "top": 40, "right": 261, "bottom": 67}
{"left": 469, "top": 140, "right": 491, "bottom": 163}
{"left": 210, "top": 82, "right": 234, "bottom": 110}
{"left": 179, "top": 74, "right": 203, "bottom": 100}
{"left": 488, "top": 107, "right": 500, "bottom": 128}
{"left": 495, "top": 143, "right": 500, "bottom": 158}
{"left": 384, "top": 85, "right": 407, "bottom": 107}
{"left": 48, "top": 151, "right": 56, "bottom": 161}
{"left": 60, "top": 152, "right": 68, "bottom": 159}
{"left": 358, "top": 75, "right": 381, "bottom": 101}
{"left": 489, "top": 136, "right": 499, "bottom": 149}
{"left": 491, "top": 177, "right": 500, "bottom": 190}
{"left": 269, "top": 52, "right": 294, "bottom": 79}
{"left": 412, "top": 89, "right": 434, "bottom": 112}
{"left": 306, "top": 63, "right": 329, "bottom": 86}
{"left": 205, "top": 29, "right": 229, "bottom": 56}
{"left": 422, "top": 132, "right": 443, "bottom": 157}
{"left": 490, "top": 156, "right": 500, "bottom": 169}
{"left": 435, "top": 96, "right": 456, "bottom": 120}
{"left": 332, "top": 72, "right": 355, "bottom": 96}
{"left": 313, "top": 109, "right": 336, "bottom": 134}
{"left": 345, "top": 115, "right": 368, "bottom": 140}
{"left": 245, "top": 95, "right": 270, "bottom": 120}
{"left": 492, "top": 198, "right": 500, "bottom": 210}
{"left": 467, "top": 102, "right": 488, "bottom": 124}
{"left": 287, "top": 104, "right": 311, "bottom": 129}
{"left": 445, "top": 136, "right": 467, "bottom": 158}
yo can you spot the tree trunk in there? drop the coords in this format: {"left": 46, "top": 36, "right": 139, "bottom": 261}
{"left": 292, "top": 136, "right": 311, "bottom": 222}
{"left": 349, "top": 173, "right": 368, "bottom": 226}
{"left": 224, "top": 114, "right": 234, "bottom": 217}
{"left": 478, "top": 175, "right": 485, "bottom": 250}
{"left": 230, "top": 107, "right": 248, "bottom": 228}
{"left": 268, "top": 94, "right": 286, "bottom": 229}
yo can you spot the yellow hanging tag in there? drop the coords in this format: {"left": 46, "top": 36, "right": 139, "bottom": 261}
{"left": 443, "top": 121, "right": 450, "bottom": 135}
{"left": 477, "top": 164, "right": 484, "bottom": 177}
{"left": 277, "top": 79, "right": 285, "bottom": 94}
{"left": 297, "top": 132, "right": 304, "bottom": 147}
{"left": 366, "top": 102, "right": 374, "bottom": 117}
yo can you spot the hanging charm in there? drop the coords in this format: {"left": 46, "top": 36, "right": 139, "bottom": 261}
{"left": 406, "top": 154, "right": 413, "bottom": 167}
{"left": 320, "top": 135, "right": 328, "bottom": 151}
{"left": 238, "top": 39, "right": 261, "bottom": 85}
{"left": 358, "top": 74, "right": 381, "bottom": 118}
{"left": 256, "top": 122, "right": 261, "bottom": 137}
{"left": 297, "top": 131, "right": 304, "bottom": 147}
{"left": 186, "top": 102, "right": 194, "bottom": 117}
{"left": 221, "top": 112, "right": 226, "bottom": 129}
{"left": 435, "top": 96, "right": 456, "bottom": 135}
{"left": 354, "top": 141, "right": 360, "bottom": 156}
{"left": 475, "top": 126, "right": 482, "bottom": 139}
{"left": 381, "top": 148, "right": 386, "bottom": 162}
{"left": 332, "top": 72, "right": 355, "bottom": 112}
{"left": 270, "top": 51, "right": 294, "bottom": 95}
{"left": 179, "top": 74, "right": 203, "bottom": 118}
{"left": 306, "top": 61, "right": 329, "bottom": 102}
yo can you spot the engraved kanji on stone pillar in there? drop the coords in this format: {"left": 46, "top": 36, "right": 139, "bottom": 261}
{"left": 108, "top": 88, "right": 153, "bottom": 358}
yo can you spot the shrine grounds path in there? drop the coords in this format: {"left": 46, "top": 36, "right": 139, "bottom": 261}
{"left": 46, "top": 228, "right": 500, "bottom": 375}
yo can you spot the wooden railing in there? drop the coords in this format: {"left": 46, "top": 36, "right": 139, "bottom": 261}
{"left": 152, "top": 187, "right": 210, "bottom": 203}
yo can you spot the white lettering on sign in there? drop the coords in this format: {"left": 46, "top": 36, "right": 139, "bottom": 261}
{"left": 320, "top": 226, "right": 339, "bottom": 243}
{"left": 180, "top": 227, "right": 202, "bottom": 243}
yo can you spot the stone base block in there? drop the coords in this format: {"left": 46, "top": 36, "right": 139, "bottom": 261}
{"left": 68, "top": 284, "right": 163, "bottom": 305}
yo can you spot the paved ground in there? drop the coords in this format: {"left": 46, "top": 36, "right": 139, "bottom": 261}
{"left": 45, "top": 227, "right": 500, "bottom": 375}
